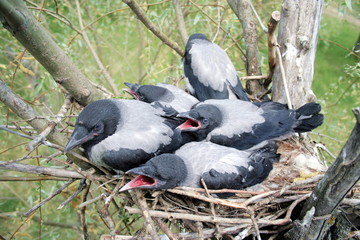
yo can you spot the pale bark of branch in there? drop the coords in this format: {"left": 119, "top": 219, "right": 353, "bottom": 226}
{"left": 0, "top": 0, "right": 108, "bottom": 106}
{"left": 227, "top": 0, "right": 267, "bottom": 99}
{"left": 0, "top": 160, "right": 84, "bottom": 179}
{"left": 123, "top": 0, "right": 184, "bottom": 56}
{"left": 75, "top": 0, "right": 118, "bottom": 96}
{"left": 285, "top": 107, "right": 360, "bottom": 239}
{"left": 266, "top": 11, "right": 281, "bottom": 86}
{"left": 0, "top": 78, "right": 90, "bottom": 169}
{"left": 172, "top": 0, "right": 188, "bottom": 45}
{"left": 272, "top": 0, "right": 323, "bottom": 108}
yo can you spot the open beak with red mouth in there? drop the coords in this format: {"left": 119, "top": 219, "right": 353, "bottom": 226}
{"left": 119, "top": 166, "right": 163, "bottom": 192}
{"left": 176, "top": 113, "right": 202, "bottom": 131}
{"left": 123, "top": 82, "right": 140, "bottom": 100}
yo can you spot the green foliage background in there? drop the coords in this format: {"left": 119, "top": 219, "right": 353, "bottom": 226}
{"left": 0, "top": 0, "right": 358, "bottom": 239}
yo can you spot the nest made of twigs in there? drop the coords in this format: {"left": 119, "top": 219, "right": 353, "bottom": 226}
{"left": 100, "top": 138, "right": 360, "bottom": 239}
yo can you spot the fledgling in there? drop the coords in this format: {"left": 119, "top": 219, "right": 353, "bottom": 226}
{"left": 183, "top": 33, "right": 249, "bottom": 101}
{"left": 123, "top": 82, "right": 199, "bottom": 112}
{"left": 64, "top": 99, "right": 192, "bottom": 172}
{"left": 120, "top": 141, "right": 279, "bottom": 191}
{"left": 177, "top": 99, "right": 324, "bottom": 150}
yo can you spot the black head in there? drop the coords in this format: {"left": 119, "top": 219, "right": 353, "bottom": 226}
{"left": 185, "top": 33, "right": 209, "bottom": 55}
{"left": 124, "top": 82, "right": 173, "bottom": 103}
{"left": 64, "top": 99, "right": 120, "bottom": 153}
{"left": 120, "top": 154, "right": 187, "bottom": 191}
{"left": 176, "top": 104, "right": 222, "bottom": 140}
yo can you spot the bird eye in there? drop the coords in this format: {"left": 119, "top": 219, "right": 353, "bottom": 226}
{"left": 94, "top": 122, "right": 103, "bottom": 132}
{"left": 202, "top": 118, "right": 209, "bottom": 125}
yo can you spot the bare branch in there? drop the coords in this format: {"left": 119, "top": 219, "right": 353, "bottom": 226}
{"left": 75, "top": 0, "right": 118, "bottom": 96}
{"left": 130, "top": 190, "right": 161, "bottom": 240}
{"left": 123, "top": 0, "right": 184, "bottom": 56}
{"left": 286, "top": 107, "right": 360, "bottom": 239}
{"left": 172, "top": 0, "right": 188, "bottom": 45}
{"left": 0, "top": 160, "right": 85, "bottom": 179}
{"left": 227, "top": 0, "right": 267, "bottom": 99}
{"left": 0, "top": 0, "right": 109, "bottom": 105}
{"left": 0, "top": 78, "right": 90, "bottom": 169}
{"left": 26, "top": 94, "right": 73, "bottom": 151}
{"left": 265, "top": 11, "right": 281, "bottom": 87}
{"left": 24, "top": 179, "right": 75, "bottom": 217}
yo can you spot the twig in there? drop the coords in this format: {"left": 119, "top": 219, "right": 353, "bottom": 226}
{"left": 58, "top": 179, "right": 87, "bottom": 209}
{"left": 123, "top": 0, "right": 184, "bottom": 56}
{"left": 75, "top": 0, "right": 119, "bottom": 95}
{"left": 80, "top": 181, "right": 91, "bottom": 240}
{"left": 0, "top": 176, "right": 69, "bottom": 181}
{"left": 130, "top": 190, "right": 160, "bottom": 240}
{"left": 265, "top": 11, "right": 281, "bottom": 87}
{"left": 154, "top": 218, "right": 178, "bottom": 240}
{"left": 0, "top": 160, "right": 85, "bottom": 179}
{"left": 248, "top": 208, "right": 261, "bottom": 240}
{"left": 26, "top": 94, "right": 73, "bottom": 151}
{"left": 248, "top": 0, "right": 267, "bottom": 32}
{"left": 77, "top": 193, "right": 107, "bottom": 209}
{"left": 125, "top": 207, "right": 291, "bottom": 226}
{"left": 190, "top": 0, "right": 245, "bottom": 56}
{"left": 275, "top": 44, "right": 292, "bottom": 109}
{"left": 172, "top": 0, "right": 188, "bottom": 45}
{"left": 168, "top": 189, "right": 247, "bottom": 209}
{"left": 212, "top": 0, "right": 221, "bottom": 42}
{"left": 24, "top": 179, "right": 75, "bottom": 217}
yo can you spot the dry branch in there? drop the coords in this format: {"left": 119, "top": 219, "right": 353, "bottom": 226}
{"left": 0, "top": 78, "right": 90, "bottom": 169}
{"left": 286, "top": 107, "right": 360, "bottom": 239}
{"left": 0, "top": 0, "right": 109, "bottom": 105}
{"left": 24, "top": 179, "right": 76, "bottom": 217}
{"left": 172, "top": 0, "right": 188, "bottom": 45}
{"left": 0, "top": 160, "right": 84, "bottom": 179}
{"left": 266, "top": 11, "right": 281, "bottom": 86}
{"left": 123, "top": 0, "right": 184, "bottom": 56}
{"left": 272, "top": 0, "right": 323, "bottom": 107}
{"left": 227, "top": 0, "right": 267, "bottom": 99}
{"left": 75, "top": 0, "right": 118, "bottom": 96}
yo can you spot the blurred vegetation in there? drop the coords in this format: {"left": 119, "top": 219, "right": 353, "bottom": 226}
{"left": 0, "top": 0, "right": 358, "bottom": 239}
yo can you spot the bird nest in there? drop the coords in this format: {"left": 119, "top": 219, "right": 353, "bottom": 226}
{"left": 100, "top": 138, "right": 360, "bottom": 239}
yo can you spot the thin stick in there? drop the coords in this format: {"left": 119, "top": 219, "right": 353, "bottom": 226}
{"left": 168, "top": 189, "right": 247, "bottom": 209}
{"left": 172, "top": 0, "right": 188, "bottom": 45}
{"left": 27, "top": 95, "right": 72, "bottom": 151}
{"left": 0, "top": 160, "right": 85, "bottom": 179}
{"left": 123, "top": 0, "right": 184, "bottom": 56}
{"left": 75, "top": 0, "right": 118, "bottom": 95}
{"left": 275, "top": 44, "right": 292, "bottom": 109}
{"left": 81, "top": 181, "right": 91, "bottom": 240}
{"left": 131, "top": 190, "right": 160, "bottom": 240}
{"left": 0, "top": 176, "right": 69, "bottom": 181}
{"left": 77, "top": 193, "right": 107, "bottom": 209}
{"left": 125, "top": 207, "right": 291, "bottom": 226}
{"left": 248, "top": 0, "right": 268, "bottom": 32}
{"left": 154, "top": 218, "right": 178, "bottom": 240}
{"left": 265, "top": 11, "right": 281, "bottom": 86}
{"left": 58, "top": 179, "right": 87, "bottom": 209}
{"left": 24, "top": 179, "right": 75, "bottom": 217}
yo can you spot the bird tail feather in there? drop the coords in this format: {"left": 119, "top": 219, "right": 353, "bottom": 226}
{"left": 294, "top": 103, "right": 324, "bottom": 132}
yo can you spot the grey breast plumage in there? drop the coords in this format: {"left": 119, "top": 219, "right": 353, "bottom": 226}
{"left": 177, "top": 99, "right": 324, "bottom": 150}
{"left": 65, "top": 99, "right": 187, "bottom": 172}
{"left": 120, "top": 141, "right": 279, "bottom": 192}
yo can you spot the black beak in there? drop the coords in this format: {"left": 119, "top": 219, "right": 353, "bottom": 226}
{"left": 64, "top": 126, "right": 93, "bottom": 153}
